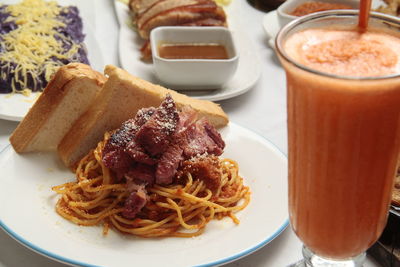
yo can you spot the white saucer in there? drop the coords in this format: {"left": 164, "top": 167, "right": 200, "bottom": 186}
{"left": 262, "top": 0, "right": 388, "bottom": 49}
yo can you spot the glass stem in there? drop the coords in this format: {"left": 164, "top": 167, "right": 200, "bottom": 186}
{"left": 288, "top": 246, "right": 367, "bottom": 267}
{"left": 301, "top": 246, "right": 366, "bottom": 267}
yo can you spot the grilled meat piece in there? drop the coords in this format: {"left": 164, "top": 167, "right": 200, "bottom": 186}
{"left": 128, "top": 0, "right": 227, "bottom": 59}
{"left": 101, "top": 95, "right": 226, "bottom": 219}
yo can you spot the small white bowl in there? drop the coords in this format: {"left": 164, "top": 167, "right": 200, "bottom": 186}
{"left": 277, "top": 0, "right": 359, "bottom": 28}
{"left": 150, "top": 26, "right": 239, "bottom": 90}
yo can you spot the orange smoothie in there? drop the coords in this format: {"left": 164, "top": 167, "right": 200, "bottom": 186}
{"left": 281, "top": 28, "right": 400, "bottom": 259}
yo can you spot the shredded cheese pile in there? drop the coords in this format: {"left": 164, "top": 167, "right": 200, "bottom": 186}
{"left": 0, "top": 0, "right": 82, "bottom": 94}
{"left": 118, "top": 0, "right": 130, "bottom": 5}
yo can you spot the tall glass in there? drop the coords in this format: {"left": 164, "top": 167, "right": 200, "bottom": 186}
{"left": 276, "top": 11, "right": 400, "bottom": 266}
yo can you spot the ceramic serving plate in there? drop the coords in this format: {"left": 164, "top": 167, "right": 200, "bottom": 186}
{"left": 0, "top": 122, "right": 288, "bottom": 267}
{"left": 114, "top": 0, "right": 261, "bottom": 101}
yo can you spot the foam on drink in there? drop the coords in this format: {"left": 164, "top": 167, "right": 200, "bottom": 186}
{"left": 284, "top": 27, "right": 400, "bottom": 77}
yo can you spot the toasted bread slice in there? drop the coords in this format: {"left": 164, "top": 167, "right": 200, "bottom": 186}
{"left": 58, "top": 65, "right": 229, "bottom": 168}
{"left": 10, "top": 63, "right": 106, "bottom": 153}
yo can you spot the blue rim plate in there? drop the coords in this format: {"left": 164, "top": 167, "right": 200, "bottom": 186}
{"left": 0, "top": 122, "right": 288, "bottom": 267}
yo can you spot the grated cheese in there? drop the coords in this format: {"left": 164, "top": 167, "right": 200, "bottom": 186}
{"left": 215, "top": 0, "right": 232, "bottom": 6}
{"left": 0, "top": 0, "right": 84, "bottom": 94}
{"left": 117, "top": 0, "right": 130, "bottom": 5}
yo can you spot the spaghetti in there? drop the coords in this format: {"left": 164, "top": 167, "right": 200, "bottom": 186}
{"left": 52, "top": 134, "right": 250, "bottom": 238}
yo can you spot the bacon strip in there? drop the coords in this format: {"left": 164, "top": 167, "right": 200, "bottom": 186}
{"left": 140, "top": 3, "right": 226, "bottom": 39}
{"left": 137, "top": 0, "right": 201, "bottom": 28}
{"left": 128, "top": 0, "right": 227, "bottom": 58}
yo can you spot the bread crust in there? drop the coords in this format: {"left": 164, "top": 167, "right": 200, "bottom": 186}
{"left": 58, "top": 65, "right": 228, "bottom": 168}
{"left": 10, "top": 63, "right": 106, "bottom": 153}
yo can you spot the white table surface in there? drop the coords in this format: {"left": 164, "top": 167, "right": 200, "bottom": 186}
{"left": 0, "top": 0, "right": 382, "bottom": 266}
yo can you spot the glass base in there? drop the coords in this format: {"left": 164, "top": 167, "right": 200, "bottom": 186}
{"left": 288, "top": 246, "right": 366, "bottom": 267}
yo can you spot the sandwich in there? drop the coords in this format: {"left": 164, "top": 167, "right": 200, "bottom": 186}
{"left": 58, "top": 65, "right": 229, "bottom": 168}
{"left": 9, "top": 63, "right": 106, "bottom": 153}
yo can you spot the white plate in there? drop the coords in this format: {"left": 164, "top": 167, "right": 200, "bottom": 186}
{"left": 0, "top": 0, "right": 104, "bottom": 122}
{"left": 114, "top": 0, "right": 261, "bottom": 101}
{"left": 0, "top": 122, "right": 288, "bottom": 267}
{"left": 262, "top": 11, "right": 280, "bottom": 49}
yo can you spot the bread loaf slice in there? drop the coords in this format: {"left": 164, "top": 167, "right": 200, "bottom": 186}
{"left": 58, "top": 64, "right": 229, "bottom": 168}
{"left": 10, "top": 63, "right": 106, "bottom": 153}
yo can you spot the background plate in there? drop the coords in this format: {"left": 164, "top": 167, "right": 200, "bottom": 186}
{"left": 114, "top": 0, "right": 261, "bottom": 101}
{"left": 0, "top": 122, "right": 288, "bottom": 267}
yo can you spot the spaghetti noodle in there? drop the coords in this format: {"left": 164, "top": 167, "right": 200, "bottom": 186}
{"left": 52, "top": 134, "right": 250, "bottom": 238}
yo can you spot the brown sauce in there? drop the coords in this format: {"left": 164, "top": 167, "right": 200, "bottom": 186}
{"left": 290, "top": 2, "right": 353, "bottom": 16}
{"left": 158, "top": 43, "right": 229, "bottom": 60}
